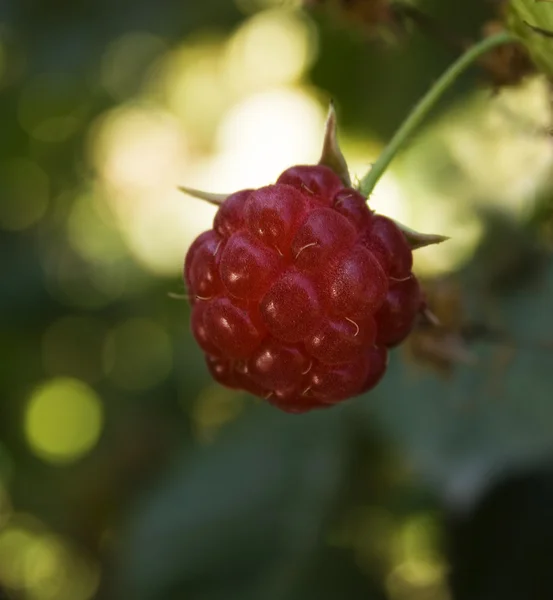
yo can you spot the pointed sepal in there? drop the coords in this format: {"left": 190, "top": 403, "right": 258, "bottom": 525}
{"left": 167, "top": 292, "right": 189, "bottom": 300}
{"left": 420, "top": 305, "right": 441, "bottom": 327}
{"left": 394, "top": 220, "right": 449, "bottom": 250}
{"left": 318, "top": 101, "right": 351, "bottom": 187}
{"left": 178, "top": 186, "right": 229, "bottom": 206}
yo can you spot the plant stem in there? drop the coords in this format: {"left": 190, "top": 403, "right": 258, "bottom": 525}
{"left": 358, "top": 30, "right": 519, "bottom": 198}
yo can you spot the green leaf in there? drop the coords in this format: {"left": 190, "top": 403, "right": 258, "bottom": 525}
{"left": 114, "top": 407, "right": 384, "bottom": 600}
{"left": 507, "top": 0, "right": 553, "bottom": 77}
{"left": 357, "top": 235, "right": 553, "bottom": 506}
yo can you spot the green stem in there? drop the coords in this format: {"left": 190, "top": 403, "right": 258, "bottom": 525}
{"left": 358, "top": 30, "right": 518, "bottom": 198}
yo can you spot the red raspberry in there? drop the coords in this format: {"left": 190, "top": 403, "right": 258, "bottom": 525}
{"left": 185, "top": 164, "right": 423, "bottom": 413}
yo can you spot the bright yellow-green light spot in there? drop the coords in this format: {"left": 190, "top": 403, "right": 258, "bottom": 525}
{"left": 442, "top": 76, "right": 553, "bottom": 212}
{"left": 388, "top": 75, "right": 553, "bottom": 278}
{"left": 225, "top": 9, "right": 317, "bottom": 94}
{"left": 401, "top": 181, "right": 484, "bottom": 278}
{"left": 212, "top": 88, "right": 326, "bottom": 189}
{"left": 0, "top": 516, "right": 100, "bottom": 600}
{"left": 385, "top": 512, "right": 448, "bottom": 600}
{"left": 88, "top": 103, "right": 193, "bottom": 275}
{"left": 156, "top": 36, "right": 228, "bottom": 147}
{"left": 0, "top": 526, "right": 36, "bottom": 590}
{"left": 91, "top": 104, "right": 185, "bottom": 192}
{"left": 387, "top": 562, "right": 450, "bottom": 600}
{"left": 103, "top": 318, "right": 172, "bottom": 391}
{"left": 401, "top": 514, "right": 441, "bottom": 565}
{"left": 25, "top": 535, "right": 67, "bottom": 599}
{"left": 347, "top": 136, "right": 484, "bottom": 279}
{"left": 0, "top": 158, "right": 49, "bottom": 230}
{"left": 25, "top": 378, "right": 103, "bottom": 464}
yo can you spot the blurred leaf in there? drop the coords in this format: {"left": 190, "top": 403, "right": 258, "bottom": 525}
{"left": 115, "top": 407, "right": 387, "bottom": 600}
{"left": 359, "top": 227, "right": 553, "bottom": 506}
{"left": 507, "top": 0, "right": 553, "bottom": 77}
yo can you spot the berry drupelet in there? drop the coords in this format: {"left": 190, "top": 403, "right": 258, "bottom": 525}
{"left": 182, "top": 108, "right": 445, "bottom": 413}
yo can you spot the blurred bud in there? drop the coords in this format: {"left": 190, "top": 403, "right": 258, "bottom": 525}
{"left": 479, "top": 18, "right": 535, "bottom": 89}
{"left": 405, "top": 279, "right": 475, "bottom": 376}
{"left": 507, "top": 0, "right": 553, "bottom": 78}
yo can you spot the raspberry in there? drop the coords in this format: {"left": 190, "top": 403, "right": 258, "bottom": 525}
{"left": 184, "top": 164, "right": 424, "bottom": 413}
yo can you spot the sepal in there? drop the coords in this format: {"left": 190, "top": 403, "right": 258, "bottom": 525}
{"left": 318, "top": 101, "right": 352, "bottom": 187}
{"left": 178, "top": 186, "right": 229, "bottom": 206}
{"left": 394, "top": 220, "right": 450, "bottom": 250}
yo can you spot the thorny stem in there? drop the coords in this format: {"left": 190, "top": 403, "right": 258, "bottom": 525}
{"left": 358, "top": 30, "right": 519, "bottom": 198}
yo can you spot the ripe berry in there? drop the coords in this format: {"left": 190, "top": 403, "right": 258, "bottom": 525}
{"left": 184, "top": 164, "right": 424, "bottom": 413}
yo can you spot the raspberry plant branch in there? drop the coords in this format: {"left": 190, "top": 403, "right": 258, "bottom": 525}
{"left": 358, "top": 30, "right": 519, "bottom": 198}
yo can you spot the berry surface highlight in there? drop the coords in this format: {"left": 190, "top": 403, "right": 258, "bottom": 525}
{"left": 184, "top": 163, "right": 426, "bottom": 413}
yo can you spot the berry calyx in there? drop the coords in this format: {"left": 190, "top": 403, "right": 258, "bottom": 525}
{"left": 180, "top": 106, "right": 446, "bottom": 413}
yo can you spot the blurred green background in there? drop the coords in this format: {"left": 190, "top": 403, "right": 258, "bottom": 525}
{"left": 2, "top": 0, "right": 553, "bottom": 598}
